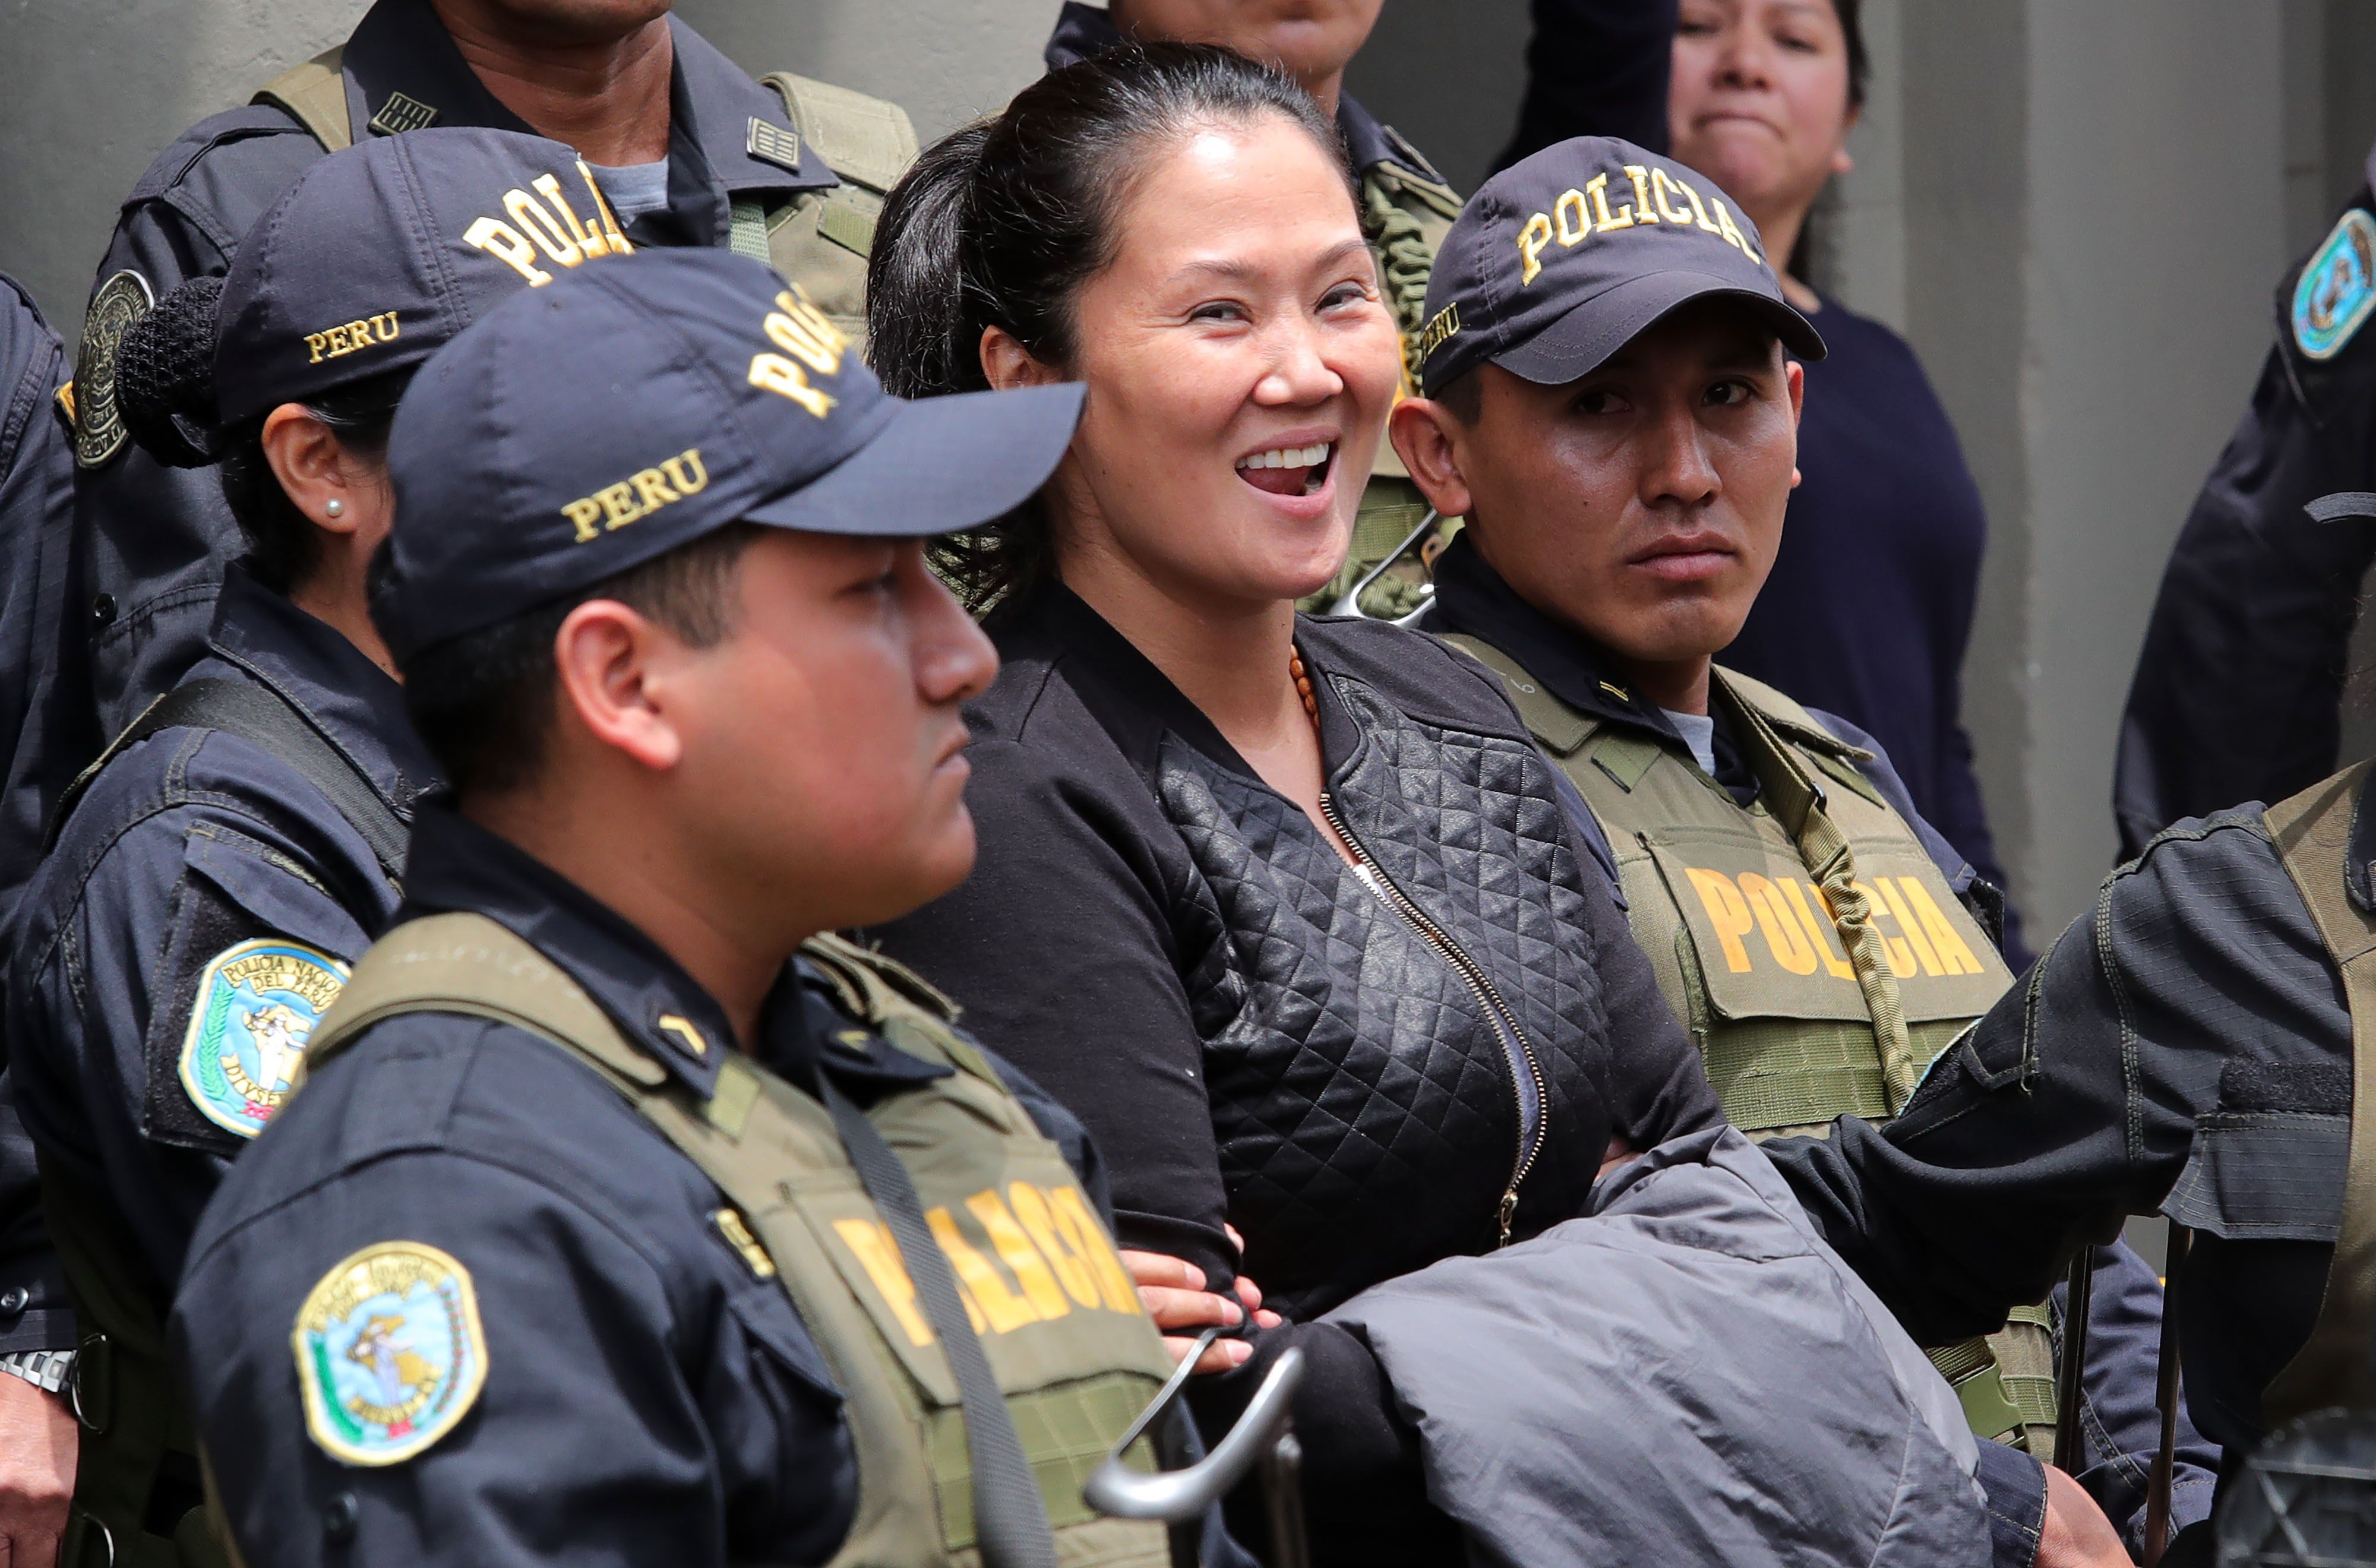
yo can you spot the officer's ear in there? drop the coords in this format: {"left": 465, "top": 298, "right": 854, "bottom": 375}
{"left": 548, "top": 599, "right": 690, "bottom": 775}
{"left": 980, "top": 325, "right": 1065, "bottom": 392}
{"left": 1390, "top": 396, "right": 1475, "bottom": 521}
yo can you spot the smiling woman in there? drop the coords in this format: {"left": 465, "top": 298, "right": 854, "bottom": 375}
{"left": 855, "top": 42, "right": 1799, "bottom": 1567}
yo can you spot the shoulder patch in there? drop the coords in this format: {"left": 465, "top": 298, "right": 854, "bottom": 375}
{"left": 293, "top": 1241, "right": 486, "bottom": 1466}
{"left": 2294, "top": 208, "right": 2376, "bottom": 361}
{"left": 178, "top": 937, "right": 349, "bottom": 1138}
{"left": 73, "top": 270, "right": 154, "bottom": 469}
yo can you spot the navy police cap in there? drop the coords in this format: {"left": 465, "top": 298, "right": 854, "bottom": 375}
{"left": 375, "top": 248, "right": 1086, "bottom": 664}
{"left": 1417, "top": 135, "right": 1825, "bottom": 399}
{"left": 214, "top": 126, "right": 636, "bottom": 428}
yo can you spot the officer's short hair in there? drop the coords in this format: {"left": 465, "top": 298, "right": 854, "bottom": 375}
{"left": 393, "top": 523, "right": 762, "bottom": 799}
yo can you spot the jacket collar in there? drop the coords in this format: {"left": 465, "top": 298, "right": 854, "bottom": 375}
{"left": 1040, "top": 2, "right": 1435, "bottom": 181}
{"left": 340, "top": 1, "right": 833, "bottom": 246}
{"left": 204, "top": 560, "right": 437, "bottom": 821}
{"left": 398, "top": 806, "right": 947, "bottom": 1098}
{"left": 988, "top": 580, "right": 1369, "bottom": 789}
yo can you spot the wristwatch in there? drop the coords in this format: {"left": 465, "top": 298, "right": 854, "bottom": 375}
{"left": 0, "top": 1348, "right": 74, "bottom": 1395}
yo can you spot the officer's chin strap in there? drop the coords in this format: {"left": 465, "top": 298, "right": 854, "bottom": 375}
{"left": 1085, "top": 1325, "right": 1309, "bottom": 1568}
{"left": 819, "top": 1081, "right": 1058, "bottom": 1568}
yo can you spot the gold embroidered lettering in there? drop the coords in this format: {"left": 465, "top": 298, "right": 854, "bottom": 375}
{"left": 1779, "top": 877, "right": 1854, "bottom": 980}
{"left": 1048, "top": 1184, "right": 1142, "bottom": 1315}
{"left": 1518, "top": 213, "right": 1554, "bottom": 286}
{"left": 1553, "top": 188, "right": 1592, "bottom": 246}
{"left": 925, "top": 1206, "right": 1039, "bottom": 1333}
{"left": 1894, "top": 878, "right": 1986, "bottom": 976}
{"left": 748, "top": 353, "right": 837, "bottom": 418}
{"left": 1009, "top": 1182, "right": 1103, "bottom": 1309}
{"left": 1585, "top": 172, "right": 1634, "bottom": 233}
{"left": 1650, "top": 167, "right": 1696, "bottom": 226}
{"left": 462, "top": 217, "right": 551, "bottom": 286}
{"left": 1622, "top": 165, "right": 1660, "bottom": 223}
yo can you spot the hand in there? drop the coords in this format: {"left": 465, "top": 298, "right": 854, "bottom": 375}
{"left": 1120, "top": 1229, "right": 1284, "bottom": 1374}
{"left": 2037, "top": 1463, "right": 2131, "bottom": 1568}
{"left": 0, "top": 1371, "right": 75, "bottom": 1568}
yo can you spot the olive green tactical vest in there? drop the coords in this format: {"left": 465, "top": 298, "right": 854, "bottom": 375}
{"left": 2261, "top": 763, "right": 2376, "bottom": 1427}
{"left": 1312, "top": 156, "right": 1466, "bottom": 620}
{"left": 301, "top": 913, "right": 1174, "bottom": 1567}
{"left": 254, "top": 51, "right": 915, "bottom": 343}
{"left": 1445, "top": 636, "right": 2061, "bottom": 1453}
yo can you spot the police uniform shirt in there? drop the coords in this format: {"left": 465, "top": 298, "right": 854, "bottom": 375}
{"left": 1765, "top": 787, "right": 2361, "bottom": 1463}
{"left": 175, "top": 804, "right": 1115, "bottom": 1567}
{"left": 2113, "top": 143, "right": 2376, "bottom": 860}
{"left": 7, "top": 561, "right": 430, "bottom": 1294}
{"left": 71, "top": 0, "right": 840, "bottom": 744}
{"left": 0, "top": 273, "right": 81, "bottom": 1365}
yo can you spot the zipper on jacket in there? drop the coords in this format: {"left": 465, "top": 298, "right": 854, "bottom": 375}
{"left": 1316, "top": 789, "right": 1549, "bottom": 1247}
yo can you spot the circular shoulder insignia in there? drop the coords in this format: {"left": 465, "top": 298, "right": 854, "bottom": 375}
{"left": 73, "top": 270, "right": 154, "bottom": 469}
{"left": 178, "top": 937, "right": 349, "bottom": 1138}
{"left": 2294, "top": 209, "right": 2376, "bottom": 361}
{"left": 293, "top": 1241, "right": 487, "bottom": 1466}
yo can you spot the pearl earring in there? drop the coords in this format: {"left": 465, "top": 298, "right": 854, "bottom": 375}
{"left": 324, "top": 498, "right": 344, "bottom": 518}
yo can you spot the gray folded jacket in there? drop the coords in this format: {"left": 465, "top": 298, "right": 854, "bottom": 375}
{"left": 1325, "top": 1126, "right": 1988, "bottom": 1567}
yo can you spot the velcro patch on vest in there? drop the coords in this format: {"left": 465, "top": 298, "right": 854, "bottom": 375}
{"left": 294, "top": 1241, "right": 486, "bottom": 1466}
{"left": 178, "top": 937, "right": 349, "bottom": 1139}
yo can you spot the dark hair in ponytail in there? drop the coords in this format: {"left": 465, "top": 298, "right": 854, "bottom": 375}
{"left": 867, "top": 42, "right": 1348, "bottom": 609}
{"left": 115, "top": 277, "right": 410, "bottom": 596}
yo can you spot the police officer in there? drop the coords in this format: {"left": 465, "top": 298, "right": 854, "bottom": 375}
{"left": 68, "top": 0, "right": 920, "bottom": 752}
{"left": 0, "top": 273, "right": 82, "bottom": 1568}
{"left": 172, "top": 246, "right": 1193, "bottom": 1567}
{"left": 6, "top": 127, "right": 639, "bottom": 1568}
{"left": 2113, "top": 139, "right": 2376, "bottom": 860}
{"left": 1391, "top": 135, "right": 2208, "bottom": 1560}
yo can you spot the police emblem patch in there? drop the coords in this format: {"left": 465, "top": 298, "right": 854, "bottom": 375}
{"left": 178, "top": 938, "right": 348, "bottom": 1138}
{"left": 72, "top": 270, "right": 153, "bottom": 469}
{"left": 2294, "top": 208, "right": 2376, "bottom": 361}
{"left": 293, "top": 1241, "right": 486, "bottom": 1466}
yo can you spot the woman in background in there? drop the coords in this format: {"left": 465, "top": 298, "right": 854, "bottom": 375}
{"left": 1667, "top": 0, "right": 2030, "bottom": 962}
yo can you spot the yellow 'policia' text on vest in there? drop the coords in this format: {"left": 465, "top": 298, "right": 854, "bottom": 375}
{"left": 254, "top": 51, "right": 916, "bottom": 343}
{"left": 301, "top": 914, "right": 1174, "bottom": 1568}
{"left": 1446, "top": 637, "right": 2061, "bottom": 1454}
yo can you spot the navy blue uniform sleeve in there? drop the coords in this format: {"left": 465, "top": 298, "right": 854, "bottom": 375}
{"left": 2113, "top": 198, "right": 2376, "bottom": 860}
{"left": 1496, "top": 0, "right": 1679, "bottom": 170}
{"left": 2054, "top": 1241, "right": 2217, "bottom": 1553}
{"left": 1762, "top": 808, "right": 2308, "bottom": 1342}
{"left": 178, "top": 1149, "right": 851, "bottom": 1568}
{"left": 0, "top": 274, "right": 80, "bottom": 921}
{"left": 176, "top": 1014, "right": 859, "bottom": 1568}
{"left": 8, "top": 769, "right": 379, "bottom": 1292}
{"left": 74, "top": 112, "right": 324, "bottom": 733}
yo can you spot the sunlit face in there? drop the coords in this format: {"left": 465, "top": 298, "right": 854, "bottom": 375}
{"left": 1035, "top": 116, "right": 1402, "bottom": 611}
{"left": 1113, "top": 0, "right": 1384, "bottom": 95}
{"left": 669, "top": 532, "right": 997, "bottom": 930}
{"left": 1669, "top": 0, "right": 1855, "bottom": 224}
{"left": 1396, "top": 305, "right": 1802, "bottom": 669}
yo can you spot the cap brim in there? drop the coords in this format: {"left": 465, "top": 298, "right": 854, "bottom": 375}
{"left": 1492, "top": 271, "right": 1827, "bottom": 388}
{"left": 743, "top": 381, "right": 1087, "bottom": 538}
